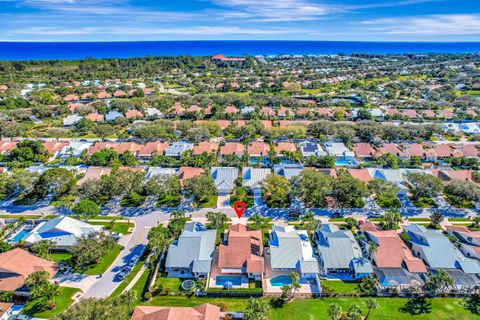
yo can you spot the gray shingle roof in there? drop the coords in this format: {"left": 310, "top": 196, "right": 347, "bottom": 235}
{"left": 242, "top": 167, "right": 271, "bottom": 189}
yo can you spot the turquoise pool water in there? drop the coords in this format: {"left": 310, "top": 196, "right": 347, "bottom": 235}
{"left": 270, "top": 275, "right": 292, "bottom": 287}
{"left": 335, "top": 158, "right": 358, "bottom": 166}
{"left": 10, "top": 229, "right": 31, "bottom": 244}
{"left": 215, "top": 276, "right": 242, "bottom": 286}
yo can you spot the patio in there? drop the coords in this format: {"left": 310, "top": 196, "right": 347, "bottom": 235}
{"left": 208, "top": 250, "right": 249, "bottom": 289}
{"left": 263, "top": 253, "right": 320, "bottom": 295}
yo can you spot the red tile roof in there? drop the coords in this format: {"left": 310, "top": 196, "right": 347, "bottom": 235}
{"left": 138, "top": 142, "right": 169, "bottom": 157}
{"left": 125, "top": 109, "right": 144, "bottom": 119}
{"left": 193, "top": 141, "right": 219, "bottom": 155}
{"left": 218, "top": 224, "right": 264, "bottom": 274}
{"left": 220, "top": 142, "right": 245, "bottom": 156}
{"left": 353, "top": 143, "right": 375, "bottom": 158}
{"left": 347, "top": 169, "right": 372, "bottom": 183}
{"left": 131, "top": 304, "right": 220, "bottom": 320}
{"left": 248, "top": 142, "right": 270, "bottom": 156}
{"left": 275, "top": 142, "right": 296, "bottom": 154}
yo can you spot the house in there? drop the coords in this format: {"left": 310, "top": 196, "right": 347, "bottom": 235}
{"left": 105, "top": 110, "right": 124, "bottom": 122}
{"left": 165, "top": 222, "right": 216, "bottom": 279}
{"left": 23, "top": 216, "right": 103, "bottom": 250}
{"left": 144, "top": 107, "right": 163, "bottom": 119}
{"left": 353, "top": 143, "right": 375, "bottom": 160}
{"left": 375, "top": 143, "right": 409, "bottom": 159}
{"left": 164, "top": 142, "right": 194, "bottom": 157}
{"left": 131, "top": 304, "right": 221, "bottom": 320}
{"left": 360, "top": 223, "right": 427, "bottom": 287}
{"left": 242, "top": 167, "right": 271, "bottom": 192}
{"left": 269, "top": 225, "right": 319, "bottom": 278}
{"left": 217, "top": 224, "right": 264, "bottom": 281}
{"left": 125, "top": 109, "right": 144, "bottom": 119}
{"left": 429, "top": 169, "right": 473, "bottom": 182}
{"left": 211, "top": 167, "right": 238, "bottom": 194}
{"left": 247, "top": 142, "right": 270, "bottom": 157}
{"left": 298, "top": 141, "right": 327, "bottom": 158}
{"left": 403, "top": 143, "right": 427, "bottom": 160}
{"left": 273, "top": 164, "right": 304, "bottom": 180}
{"left": 219, "top": 142, "right": 244, "bottom": 157}
{"left": 43, "top": 141, "right": 70, "bottom": 160}
{"left": 315, "top": 224, "right": 373, "bottom": 279}
{"left": 445, "top": 225, "right": 480, "bottom": 260}
{"left": 138, "top": 142, "right": 168, "bottom": 160}
{"left": 178, "top": 167, "right": 204, "bottom": 185}
{"left": 404, "top": 224, "right": 480, "bottom": 287}
{"left": 77, "top": 166, "right": 112, "bottom": 185}
{"left": 0, "top": 248, "right": 57, "bottom": 294}
{"left": 86, "top": 113, "right": 105, "bottom": 123}
{"left": 193, "top": 141, "right": 219, "bottom": 155}
{"left": 146, "top": 167, "right": 178, "bottom": 180}
{"left": 0, "top": 141, "right": 17, "bottom": 155}
{"left": 367, "top": 169, "right": 408, "bottom": 194}
{"left": 275, "top": 142, "right": 297, "bottom": 155}
{"left": 63, "top": 114, "right": 83, "bottom": 126}
{"left": 346, "top": 169, "right": 372, "bottom": 183}
{"left": 0, "top": 303, "right": 13, "bottom": 320}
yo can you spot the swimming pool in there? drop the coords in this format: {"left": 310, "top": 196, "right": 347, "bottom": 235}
{"left": 215, "top": 276, "right": 242, "bottom": 286}
{"left": 270, "top": 275, "right": 292, "bottom": 287}
{"left": 10, "top": 229, "right": 31, "bottom": 244}
{"left": 335, "top": 158, "right": 358, "bottom": 166}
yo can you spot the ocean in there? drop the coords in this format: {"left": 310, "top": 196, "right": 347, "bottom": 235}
{"left": 1, "top": 41, "right": 480, "bottom": 60}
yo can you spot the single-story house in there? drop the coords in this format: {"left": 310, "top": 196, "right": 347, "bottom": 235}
{"left": 242, "top": 167, "right": 271, "bottom": 192}
{"left": 217, "top": 224, "right": 264, "bottom": 281}
{"left": 315, "top": 224, "right": 373, "bottom": 279}
{"left": 23, "top": 216, "right": 103, "bottom": 250}
{"left": 165, "top": 142, "right": 194, "bottom": 158}
{"left": 131, "top": 304, "right": 220, "bottom": 320}
{"left": 165, "top": 222, "right": 216, "bottom": 279}
{"left": 63, "top": 114, "right": 83, "bottom": 126}
{"left": 270, "top": 225, "right": 319, "bottom": 278}
{"left": 0, "top": 248, "right": 57, "bottom": 295}
{"left": 105, "top": 110, "right": 124, "bottom": 122}
{"left": 273, "top": 164, "right": 304, "bottom": 180}
{"left": 298, "top": 141, "right": 327, "bottom": 158}
{"left": 404, "top": 224, "right": 480, "bottom": 288}
{"left": 146, "top": 167, "right": 178, "bottom": 180}
{"left": 211, "top": 167, "right": 238, "bottom": 194}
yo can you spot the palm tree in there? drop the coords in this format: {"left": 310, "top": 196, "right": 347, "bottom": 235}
{"left": 364, "top": 297, "right": 380, "bottom": 320}
{"left": 206, "top": 211, "right": 228, "bottom": 229}
{"left": 327, "top": 303, "right": 342, "bottom": 320}
{"left": 120, "top": 290, "right": 137, "bottom": 314}
{"left": 289, "top": 272, "right": 301, "bottom": 298}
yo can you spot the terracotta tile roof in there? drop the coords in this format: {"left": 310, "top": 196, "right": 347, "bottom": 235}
{"left": 261, "top": 107, "right": 275, "bottom": 116}
{"left": 224, "top": 105, "right": 239, "bottom": 114}
{"left": 451, "top": 144, "right": 479, "bottom": 157}
{"left": 376, "top": 143, "right": 408, "bottom": 158}
{"left": 0, "top": 141, "right": 17, "bottom": 154}
{"left": 125, "top": 109, "right": 144, "bottom": 119}
{"left": 131, "top": 304, "right": 220, "bottom": 320}
{"left": 422, "top": 110, "right": 436, "bottom": 118}
{"left": 97, "top": 91, "right": 111, "bottom": 99}
{"left": 347, "top": 169, "right": 372, "bottom": 183}
{"left": 353, "top": 143, "right": 375, "bottom": 158}
{"left": 86, "top": 113, "right": 104, "bottom": 122}
{"left": 114, "top": 90, "right": 126, "bottom": 97}
{"left": 260, "top": 120, "right": 273, "bottom": 128}
{"left": 178, "top": 167, "right": 204, "bottom": 184}
{"left": 193, "top": 141, "right": 219, "bottom": 155}
{"left": 362, "top": 226, "right": 427, "bottom": 273}
{"left": 0, "top": 248, "right": 57, "bottom": 292}
{"left": 63, "top": 94, "right": 79, "bottom": 102}
{"left": 69, "top": 103, "right": 83, "bottom": 112}
{"left": 248, "top": 142, "right": 270, "bottom": 156}
{"left": 43, "top": 141, "right": 70, "bottom": 156}
{"left": 220, "top": 142, "right": 245, "bottom": 156}
{"left": 403, "top": 143, "right": 427, "bottom": 158}
{"left": 218, "top": 224, "right": 264, "bottom": 274}
{"left": 431, "top": 144, "right": 454, "bottom": 158}
{"left": 275, "top": 142, "right": 296, "bottom": 154}
{"left": 0, "top": 302, "right": 13, "bottom": 318}
{"left": 78, "top": 166, "right": 112, "bottom": 184}
{"left": 216, "top": 120, "right": 231, "bottom": 129}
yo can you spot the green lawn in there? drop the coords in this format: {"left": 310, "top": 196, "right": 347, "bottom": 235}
{"left": 411, "top": 197, "right": 437, "bottom": 209}
{"left": 131, "top": 266, "right": 152, "bottom": 296}
{"left": 22, "top": 287, "right": 79, "bottom": 318}
{"left": 138, "top": 296, "right": 478, "bottom": 319}
{"left": 49, "top": 251, "right": 72, "bottom": 263}
{"left": 156, "top": 194, "right": 182, "bottom": 207}
{"left": 120, "top": 192, "right": 147, "bottom": 207}
{"left": 88, "top": 221, "right": 134, "bottom": 234}
{"left": 197, "top": 195, "right": 218, "bottom": 208}
{"left": 321, "top": 280, "right": 359, "bottom": 293}
{"left": 408, "top": 218, "right": 432, "bottom": 222}
{"left": 83, "top": 244, "right": 122, "bottom": 275}
{"left": 154, "top": 274, "right": 183, "bottom": 293}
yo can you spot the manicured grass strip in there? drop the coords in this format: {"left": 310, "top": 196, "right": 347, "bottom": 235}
{"left": 321, "top": 280, "right": 359, "bottom": 293}
{"left": 197, "top": 195, "right": 218, "bottom": 208}
{"left": 0, "top": 214, "right": 42, "bottom": 219}
{"left": 139, "top": 296, "right": 478, "bottom": 319}
{"left": 408, "top": 218, "right": 431, "bottom": 222}
{"left": 88, "top": 221, "right": 134, "bottom": 234}
{"left": 22, "top": 287, "right": 79, "bottom": 318}
{"left": 155, "top": 275, "right": 183, "bottom": 292}
{"left": 131, "top": 266, "right": 152, "bottom": 296}
{"left": 83, "top": 244, "right": 122, "bottom": 275}
{"left": 329, "top": 218, "right": 346, "bottom": 222}
{"left": 111, "top": 255, "right": 148, "bottom": 298}
{"left": 448, "top": 218, "right": 472, "bottom": 222}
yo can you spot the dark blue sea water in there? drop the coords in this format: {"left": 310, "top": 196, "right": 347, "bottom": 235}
{"left": 1, "top": 41, "right": 479, "bottom": 60}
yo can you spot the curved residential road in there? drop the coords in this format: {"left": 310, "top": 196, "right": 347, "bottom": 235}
{"left": 81, "top": 211, "right": 171, "bottom": 298}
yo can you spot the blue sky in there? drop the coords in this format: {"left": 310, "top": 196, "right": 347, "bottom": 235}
{"left": 0, "top": 0, "right": 479, "bottom": 41}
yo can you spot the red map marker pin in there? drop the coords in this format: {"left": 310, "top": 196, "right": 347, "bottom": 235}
{"left": 233, "top": 201, "right": 246, "bottom": 218}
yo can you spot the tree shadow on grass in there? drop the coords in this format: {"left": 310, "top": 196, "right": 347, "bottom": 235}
{"left": 463, "top": 293, "right": 480, "bottom": 315}
{"left": 399, "top": 296, "right": 432, "bottom": 315}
